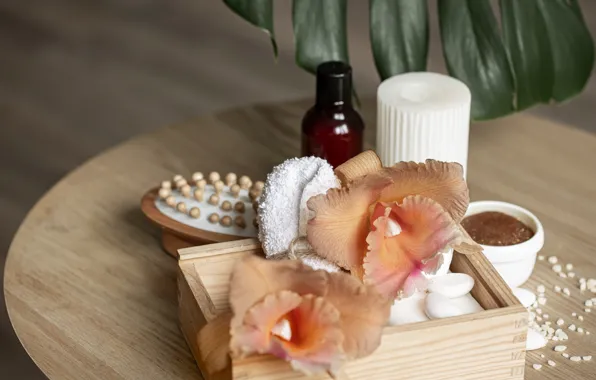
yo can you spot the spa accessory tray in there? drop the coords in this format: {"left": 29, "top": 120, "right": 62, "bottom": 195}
{"left": 177, "top": 239, "right": 529, "bottom": 380}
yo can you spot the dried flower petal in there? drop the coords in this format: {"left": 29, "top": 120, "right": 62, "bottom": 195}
{"left": 379, "top": 160, "right": 469, "bottom": 223}
{"left": 363, "top": 196, "right": 461, "bottom": 299}
{"left": 229, "top": 256, "right": 327, "bottom": 331}
{"left": 325, "top": 271, "right": 391, "bottom": 358}
{"left": 307, "top": 173, "right": 393, "bottom": 270}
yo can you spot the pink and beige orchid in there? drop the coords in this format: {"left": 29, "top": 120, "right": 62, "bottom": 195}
{"left": 307, "top": 152, "right": 482, "bottom": 299}
{"left": 228, "top": 255, "right": 391, "bottom": 376}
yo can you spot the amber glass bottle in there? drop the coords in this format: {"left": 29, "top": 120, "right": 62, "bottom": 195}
{"left": 301, "top": 61, "right": 364, "bottom": 168}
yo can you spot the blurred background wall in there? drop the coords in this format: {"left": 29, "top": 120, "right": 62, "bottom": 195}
{"left": 1, "top": 1, "right": 595, "bottom": 378}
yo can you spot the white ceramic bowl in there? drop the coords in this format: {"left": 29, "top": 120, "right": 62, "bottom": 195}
{"left": 465, "top": 201, "right": 545, "bottom": 288}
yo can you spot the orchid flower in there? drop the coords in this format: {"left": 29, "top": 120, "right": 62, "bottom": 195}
{"left": 306, "top": 154, "right": 482, "bottom": 298}
{"left": 228, "top": 256, "right": 391, "bottom": 376}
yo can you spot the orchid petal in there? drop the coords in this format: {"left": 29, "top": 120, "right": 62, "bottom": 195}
{"left": 364, "top": 196, "right": 462, "bottom": 299}
{"left": 379, "top": 160, "right": 469, "bottom": 223}
{"left": 229, "top": 256, "right": 327, "bottom": 331}
{"left": 325, "top": 271, "right": 391, "bottom": 359}
{"left": 307, "top": 173, "right": 393, "bottom": 270}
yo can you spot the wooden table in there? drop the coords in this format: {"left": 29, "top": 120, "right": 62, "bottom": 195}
{"left": 4, "top": 99, "right": 595, "bottom": 380}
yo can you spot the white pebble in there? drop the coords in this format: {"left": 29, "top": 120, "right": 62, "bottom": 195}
{"left": 568, "top": 272, "right": 576, "bottom": 278}
{"left": 580, "top": 282, "right": 587, "bottom": 292}
{"left": 512, "top": 288, "right": 537, "bottom": 308}
{"left": 424, "top": 293, "right": 465, "bottom": 319}
{"left": 588, "top": 279, "right": 596, "bottom": 288}
{"left": 540, "top": 354, "right": 545, "bottom": 358}
{"left": 543, "top": 314, "right": 550, "bottom": 319}
{"left": 552, "top": 264, "right": 562, "bottom": 273}
{"left": 563, "top": 288, "right": 571, "bottom": 296}
{"left": 572, "top": 312, "right": 577, "bottom": 317}
{"left": 559, "top": 272, "right": 568, "bottom": 278}
{"left": 554, "top": 345, "right": 567, "bottom": 352}
{"left": 555, "top": 285, "right": 562, "bottom": 292}
{"left": 578, "top": 327, "right": 584, "bottom": 333}
{"left": 537, "top": 285, "right": 546, "bottom": 293}
{"left": 548, "top": 256, "right": 558, "bottom": 264}
{"left": 570, "top": 356, "right": 581, "bottom": 362}
{"left": 586, "top": 300, "right": 593, "bottom": 307}
{"left": 563, "top": 353, "right": 570, "bottom": 358}
{"left": 583, "top": 356, "right": 592, "bottom": 361}
{"left": 526, "top": 329, "right": 548, "bottom": 351}
{"left": 579, "top": 315, "right": 584, "bottom": 321}
{"left": 538, "top": 255, "right": 545, "bottom": 261}
{"left": 538, "top": 297, "right": 547, "bottom": 305}
{"left": 569, "top": 324, "right": 577, "bottom": 331}
{"left": 566, "top": 263, "right": 574, "bottom": 271}
{"left": 580, "top": 277, "right": 587, "bottom": 283}
{"left": 428, "top": 273, "right": 474, "bottom": 298}
{"left": 585, "top": 308, "right": 592, "bottom": 313}
{"left": 532, "top": 364, "right": 542, "bottom": 370}
{"left": 548, "top": 360, "right": 556, "bottom": 367}
{"left": 557, "top": 318, "right": 565, "bottom": 326}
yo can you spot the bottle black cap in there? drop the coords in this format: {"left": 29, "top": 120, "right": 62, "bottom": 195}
{"left": 316, "top": 61, "right": 352, "bottom": 107}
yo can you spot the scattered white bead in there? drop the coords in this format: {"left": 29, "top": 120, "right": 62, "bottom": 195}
{"left": 566, "top": 263, "right": 574, "bottom": 271}
{"left": 538, "top": 297, "right": 547, "bottom": 305}
{"left": 569, "top": 324, "right": 577, "bottom": 331}
{"left": 580, "top": 282, "right": 587, "bottom": 292}
{"left": 578, "top": 327, "right": 584, "bottom": 333}
{"left": 554, "top": 345, "right": 567, "bottom": 352}
{"left": 557, "top": 318, "right": 565, "bottom": 326}
{"left": 585, "top": 308, "right": 591, "bottom": 313}
{"left": 568, "top": 272, "right": 576, "bottom": 278}
{"left": 537, "top": 285, "right": 546, "bottom": 293}
{"left": 588, "top": 279, "right": 596, "bottom": 288}
{"left": 540, "top": 354, "right": 545, "bottom": 358}
{"left": 555, "top": 285, "right": 562, "bottom": 292}
{"left": 563, "top": 288, "right": 571, "bottom": 296}
{"left": 578, "top": 315, "right": 584, "bottom": 321}
{"left": 563, "top": 353, "right": 570, "bottom": 358}
{"left": 532, "top": 364, "right": 542, "bottom": 370}
{"left": 538, "top": 255, "right": 545, "bottom": 261}
{"left": 572, "top": 312, "right": 577, "bottom": 317}
{"left": 548, "top": 360, "right": 556, "bottom": 367}
{"left": 543, "top": 314, "right": 550, "bottom": 319}
{"left": 570, "top": 356, "right": 582, "bottom": 362}
{"left": 559, "top": 272, "right": 568, "bottom": 278}
{"left": 548, "top": 256, "right": 558, "bottom": 264}
{"left": 552, "top": 264, "right": 562, "bottom": 273}
{"left": 586, "top": 300, "right": 594, "bottom": 307}
{"left": 583, "top": 356, "right": 592, "bottom": 361}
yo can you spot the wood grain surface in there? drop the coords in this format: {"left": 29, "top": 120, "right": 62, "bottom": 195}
{"left": 4, "top": 98, "right": 596, "bottom": 380}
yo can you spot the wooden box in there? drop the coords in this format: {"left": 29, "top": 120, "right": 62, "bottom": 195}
{"left": 178, "top": 238, "right": 528, "bottom": 380}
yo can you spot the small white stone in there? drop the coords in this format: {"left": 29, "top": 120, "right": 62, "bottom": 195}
{"left": 566, "top": 263, "right": 574, "bottom": 271}
{"left": 572, "top": 312, "right": 577, "bottom": 317}
{"left": 588, "top": 279, "right": 596, "bottom": 288}
{"left": 526, "top": 329, "right": 548, "bottom": 351}
{"left": 555, "top": 285, "right": 562, "bottom": 292}
{"left": 554, "top": 345, "right": 567, "bottom": 352}
{"left": 532, "top": 364, "right": 542, "bottom": 370}
{"left": 580, "top": 282, "right": 587, "bottom": 292}
{"left": 580, "top": 277, "right": 587, "bottom": 283}
{"left": 583, "top": 356, "right": 592, "bottom": 361}
{"left": 569, "top": 324, "right": 577, "bottom": 331}
{"left": 548, "top": 360, "right": 556, "bottom": 367}
{"left": 543, "top": 314, "right": 550, "bottom": 319}
{"left": 512, "top": 288, "right": 537, "bottom": 308}
{"left": 578, "top": 327, "right": 584, "bottom": 333}
{"left": 548, "top": 256, "right": 558, "bottom": 264}
{"left": 424, "top": 293, "right": 464, "bottom": 319}
{"left": 557, "top": 318, "right": 565, "bottom": 326}
{"left": 559, "top": 272, "right": 568, "bottom": 278}
{"left": 579, "top": 315, "right": 584, "bottom": 321}
{"left": 538, "top": 297, "right": 547, "bottom": 305}
{"left": 563, "top": 288, "right": 571, "bottom": 296}
{"left": 568, "top": 272, "right": 576, "bottom": 278}
{"left": 563, "top": 353, "right": 570, "bottom": 358}
{"left": 586, "top": 300, "right": 594, "bottom": 307}
{"left": 552, "top": 264, "right": 562, "bottom": 273}
{"left": 570, "top": 356, "right": 582, "bottom": 362}
{"left": 540, "top": 354, "right": 545, "bottom": 358}
{"left": 538, "top": 255, "right": 545, "bottom": 261}
{"left": 587, "top": 331, "right": 591, "bottom": 335}
{"left": 428, "top": 273, "right": 474, "bottom": 298}
{"left": 585, "top": 308, "right": 592, "bottom": 313}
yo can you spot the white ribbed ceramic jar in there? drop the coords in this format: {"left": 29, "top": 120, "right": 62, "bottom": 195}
{"left": 377, "top": 72, "right": 472, "bottom": 177}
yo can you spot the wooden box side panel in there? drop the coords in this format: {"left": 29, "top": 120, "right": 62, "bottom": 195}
{"left": 452, "top": 251, "right": 521, "bottom": 310}
{"left": 232, "top": 309, "right": 528, "bottom": 380}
